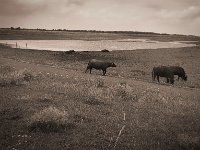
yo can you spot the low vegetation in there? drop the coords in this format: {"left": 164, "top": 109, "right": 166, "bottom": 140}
{"left": 101, "top": 49, "right": 110, "bottom": 52}
{"left": 1, "top": 28, "right": 200, "bottom": 42}
{"left": 0, "top": 66, "right": 33, "bottom": 87}
{"left": 28, "top": 106, "right": 73, "bottom": 133}
{"left": 0, "top": 34, "right": 200, "bottom": 149}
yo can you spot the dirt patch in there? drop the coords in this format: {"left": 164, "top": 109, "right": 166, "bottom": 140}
{"left": 84, "top": 98, "right": 106, "bottom": 106}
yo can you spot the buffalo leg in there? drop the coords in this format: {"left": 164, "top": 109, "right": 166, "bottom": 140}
{"left": 166, "top": 78, "right": 169, "bottom": 83}
{"left": 152, "top": 71, "right": 155, "bottom": 81}
{"left": 85, "top": 66, "right": 89, "bottom": 73}
{"left": 181, "top": 76, "right": 184, "bottom": 81}
{"left": 157, "top": 75, "right": 160, "bottom": 82}
{"left": 102, "top": 69, "right": 106, "bottom": 76}
{"left": 170, "top": 79, "right": 174, "bottom": 84}
{"left": 170, "top": 76, "right": 174, "bottom": 84}
{"left": 153, "top": 76, "right": 156, "bottom": 81}
{"left": 152, "top": 72, "right": 156, "bottom": 81}
{"left": 90, "top": 68, "right": 92, "bottom": 74}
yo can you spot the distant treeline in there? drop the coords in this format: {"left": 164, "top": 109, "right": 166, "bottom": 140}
{"left": 0, "top": 27, "right": 170, "bottom": 35}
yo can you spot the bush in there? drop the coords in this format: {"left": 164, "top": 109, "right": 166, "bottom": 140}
{"left": 101, "top": 49, "right": 110, "bottom": 52}
{"left": 65, "top": 50, "right": 75, "bottom": 54}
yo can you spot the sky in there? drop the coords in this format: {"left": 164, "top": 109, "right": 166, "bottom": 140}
{"left": 0, "top": 0, "right": 200, "bottom": 36}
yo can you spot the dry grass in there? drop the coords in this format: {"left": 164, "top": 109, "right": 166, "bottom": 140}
{"left": 0, "top": 66, "right": 34, "bottom": 87}
{"left": 27, "top": 106, "right": 73, "bottom": 133}
{"left": 114, "top": 81, "right": 138, "bottom": 101}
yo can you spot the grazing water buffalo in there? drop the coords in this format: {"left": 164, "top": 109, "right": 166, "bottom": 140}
{"left": 85, "top": 59, "right": 116, "bottom": 76}
{"left": 152, "top": 66, "right": 174, "bottom": 84}
{"left": 169, "top": 66, "right": 187, "bottom": 81}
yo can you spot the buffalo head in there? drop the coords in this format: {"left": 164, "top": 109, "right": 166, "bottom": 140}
{"left": 182, "top": 75, "right": 187, "bottom": 81}
{"left": 111, "top": 62, "right": 116, "bottom": 67}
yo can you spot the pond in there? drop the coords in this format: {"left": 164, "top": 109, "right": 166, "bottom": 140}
{"left": 0, "top": 39, "right": 196, "bottom": 51}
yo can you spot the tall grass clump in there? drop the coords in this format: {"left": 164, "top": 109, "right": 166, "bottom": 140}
{"left": 0, "top": 67, "right": 33, "bottom": 87}
{"left": 96, "top": 77, "right": 104, "bottom": 88}
{"left": 137, "top": 87, "right": 169, "bottom": 104}
{"left": 28, "top": 106, "right": 73, "bottom": 133}
{"left": 87, "top": 77, "right": 115, "bottom": 102}
{"left": 114, "top": 81, "right": 137, "bottom": 101}
{"left": 87, "top": 79, "right": 138, "bottom": 103}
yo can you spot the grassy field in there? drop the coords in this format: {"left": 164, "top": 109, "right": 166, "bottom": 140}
{"left": 1, "top": 28, "right": 200, "bottom": 42}
{"left": 0, "top": 31, "right": 200, "bottom": 150}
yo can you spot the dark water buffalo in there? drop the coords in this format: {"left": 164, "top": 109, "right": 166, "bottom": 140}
{"left": 169, "top": 66, "right": 187, "bottom": 81}
{"left": 152, "top": 66, "right": 174, "bottom": 84}
{"left": 85, "top": 59, "right": 116, "bottom": 76}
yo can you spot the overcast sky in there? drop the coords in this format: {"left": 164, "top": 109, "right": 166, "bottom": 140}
{"left": 0, "top": 0, "right": 200, "bottom": 35}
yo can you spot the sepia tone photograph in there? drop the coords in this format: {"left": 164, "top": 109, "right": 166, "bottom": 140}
{"left": 0, "top": 0, "right": 200, "bottom": 149}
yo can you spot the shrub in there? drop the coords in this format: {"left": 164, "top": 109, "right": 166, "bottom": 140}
{"left": 101, "top": 49, "right": 110, "bottom": 52}
{"left": 65, "top": 50, "right": 75, "bottom": 54}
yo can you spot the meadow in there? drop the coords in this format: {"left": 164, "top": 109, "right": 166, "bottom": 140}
{"left": 0, "top": 29, "right": 200, "bottom": 150}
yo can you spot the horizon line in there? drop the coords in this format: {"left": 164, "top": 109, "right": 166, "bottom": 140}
{"left": 1, "top": 27, "right": 199, "bottom": 37}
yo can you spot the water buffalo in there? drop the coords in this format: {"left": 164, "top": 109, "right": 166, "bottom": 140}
{"left": 85, "top": 59, "right": 116, "bottom": 76}
{"left": 169, "top": 66, "right": 187, "bottom": 81}
{"left": 152, "top": 66, "right": 174, "bottom": 84}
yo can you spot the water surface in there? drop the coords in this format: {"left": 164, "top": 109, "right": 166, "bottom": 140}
{"left": 0, "top": 39, "right": 196, "bottom": 51}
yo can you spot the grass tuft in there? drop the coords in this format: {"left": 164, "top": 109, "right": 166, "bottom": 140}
{"left": 114, "top": 82, "right": 138, "bottom": 101}
{"left": 28, "top": 106, "right": 74, "bottom": 133}
{"left": 0, "top": 67, "right": 34, "bottom": 87}
{"left": 96, "top": 77, "right": 104, "bottom": 88}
